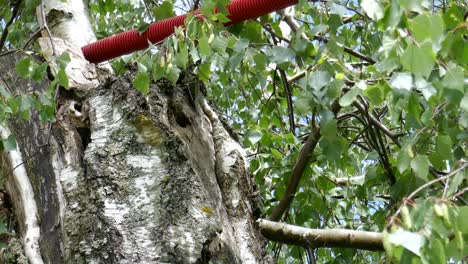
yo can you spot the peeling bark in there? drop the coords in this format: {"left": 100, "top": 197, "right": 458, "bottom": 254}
{"left": 1, "top": 54, "right": 271, "bottom": 264}
{"left": 0, "top": 127, "right": 43, "bottom": 264}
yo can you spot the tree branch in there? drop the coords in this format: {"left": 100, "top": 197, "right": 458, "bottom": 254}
{"left": 269, "top": 125, "right": 321, "bottom": 221}
{"left": 192, "top": 0, "right": 200, "bottom": 11}
{"left": 280, "top": 11, "right": 376, "bottom": 64}
{"left": 353, "top": 101, "right": 401, "bottom": 148}
{"left": 278, "top": 68, "right": 295, "bottom": 135}
{"left": 0, "top": 0, "right": 22, "bottom": 53}
{"left": 258, "top": 219, "right": 384, "bottom": 251}
{"left": 269, "top": 101, "right": 341, "bottom": 221}
{"left": 265, "top": 27, "right": 296, "bottom": 135}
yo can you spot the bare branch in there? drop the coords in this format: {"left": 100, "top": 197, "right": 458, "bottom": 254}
{"left": 258, "top": 219, "right": 384, "bottom": 251}
{"left": 353, "top": 101, "right": 401, "bottom": 148}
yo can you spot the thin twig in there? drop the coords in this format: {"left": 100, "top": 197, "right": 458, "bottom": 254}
{"left": 450, "top": 187, "right": 468, "bottom": 200}
{"left": 0, "top": 26, "right": 45, "bottom": 58}
{"left": 280, "top": 12, "right": 376, "bottom": 64}
{"left": 389, "top": 162, "right": 468, "bottom": 226}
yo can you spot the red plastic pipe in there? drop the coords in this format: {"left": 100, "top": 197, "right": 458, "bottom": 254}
{"left": 82, "top": 0, "right": 298, "bottom": 63}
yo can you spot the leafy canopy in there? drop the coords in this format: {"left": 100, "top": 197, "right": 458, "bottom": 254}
{"left": 0, "top": 0, "right": 467, "bottom": 262}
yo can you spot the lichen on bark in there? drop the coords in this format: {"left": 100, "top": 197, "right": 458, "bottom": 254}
{"left": 1, "top": 40, "right": 270, "bottom": 263}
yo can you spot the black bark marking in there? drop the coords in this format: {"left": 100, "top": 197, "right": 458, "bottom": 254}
{"left": 77, "top": 127, "right": 91, "bottom": 150}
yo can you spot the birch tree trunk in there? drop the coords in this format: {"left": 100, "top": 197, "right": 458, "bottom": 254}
{"left": 0, "top": 0, "right": 270, "bottom": 263}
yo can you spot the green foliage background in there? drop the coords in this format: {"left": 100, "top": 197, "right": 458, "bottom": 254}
{"left": 1, "top": 0, "right": 467, "bottom": 263}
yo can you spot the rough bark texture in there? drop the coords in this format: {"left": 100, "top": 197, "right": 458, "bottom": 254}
{"left": 1, "top": 53, "right": 271, "bottom": 263}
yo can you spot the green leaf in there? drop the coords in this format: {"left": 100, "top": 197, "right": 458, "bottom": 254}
{"left": 197, "top": 63, "right": 211, "bottom": 83}
{"left": 383, "top": 0, "right": 402, "bottom": 30}
{"left": 152, "top": 61, "right": 165, "bottom": 82}
{"left": 269, "top": 47, "right": 296, "bottom": 65}
{"left": 396, "top": 147, "right": 412, "bottom": 173}
{"left": 19, "top": 95, "right": 34, "bottom": 112}
{"left": 435, "top": 135, "right": 452, "bottom": 159}
{"left": 57, "top": 68, "right": 69, "bottom": 89}
{"left": 443, "top": 5, "right": 464, "bottom": 29}
{"left": 441, "top": 67, "right": 463, "bottom": 93}
{"left": 364, "top": 83, "right": 387, "bottom": 106}
{"left": 136, "top": 22, "right": 151, "bottom": 34}
{"left": 58, "top": 52, "right": 71, "bottom": 69}
{"left": 308, "top": 71, "right": 331, "bottom": 90}
{"left": 320, "top": 136, "right": 347, "bottom": 161}
{"left": 32, "top": 62, "right": 48, "bottom": 82}
{"left": 446, "top": 173, "right": 464, "bottom": 198}
{"left": 270, "top": 148, "right": 283, "bottom": 160}
{"left": 387, "top": 229, "right": 424, "bottom": 256}
{"left": 327, "top": 14, "right": 342, "bottom": 34}
{"left": 7, "top": 97, "right": 20, "bottom": 114}
{"left": 132, "top": 72, "right": 150, "bottom": 95}
{"left": 458, "top": 207, "right": 468, "bottom": 233}
{"left": 409, "top": 13, "right": 445, "bottom": 46}
{"left": 330, "top": 3, "right": 347, "bottom": 18}
{"left": 166, "top": 64, "right": 181, "bottom": 84}
{"left": 406, "top": 93, "right": 423, "bottom": 129}
{"left": 247, "top": 130, "right": 262, "bottom": 145}
{"left": 389, "top": 72, "right": 412, "bottom": 91}
{"left": 426, "top": 239, "right": 446, "bottom": 264}
{"left": 233, "top": 38, "right": 249, "bottom": 52}
{"left": 212, "top": 13, "right": 231, "bottom": 23}
{"left": 25, "top": 0, "right": 41, "bottom": 13}
{"left": 39, "top": 105, "right": 56, "bottom": 123}
{"left": 415, "top": 78, "right": 436, "bottom": 100}
{"left": 321, "top": 119, "right": 337, "bottom": 140}
{"left": 326, "top": 79, "right": 344, "bottom": 99}
{"left": 461, "top": 94, "right": 468, "bottom": 112}
{"left": 399, "top": 0, "right": 423, "bottom": 13}
{"left": 211, "top": 36, "right": 228, "bottom": 53}
{"left": 441, "top": 67, "right": 464, "bottom": 104}
{"left": 3, "top": 6, "right": 12, "bottom": 22}
{"left": 400, "top": 41, "right": 435, "bottom": 78}
{"left": 15, "top": 58, "right": 31, "bottom": 78}
{"left": 339, "top": 87, "right": 360, "bottom": 107}
{"left": 174, "top": 41, "right": 189, "bottom": 69}
{"left": 1, "top": 134, "right": 17, "bottom": 151}
{"left": 361, "top": 0, "right": 384, "bottom": 21}
{"left": 411, "top": 155, "right": 430, "bottom": 181}
{"left": 254, "top": 53, "right": 267, "bottom": 70}
{"left": 295, "top": 95, "right": 314, "bottom": 114}
{"left": 153, "top": 1, "right": 175, "bottom": 20}
{"left": 198, "top": 35, "right": 211, "bottom": 59}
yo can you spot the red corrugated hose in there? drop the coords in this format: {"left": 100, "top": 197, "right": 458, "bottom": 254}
{"left": 81, "top": 0, "right": 299, "bottom": 63}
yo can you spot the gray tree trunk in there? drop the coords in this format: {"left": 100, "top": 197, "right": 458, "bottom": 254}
{"left": 0, "top": 1, "right": 270, "bottom": 263}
